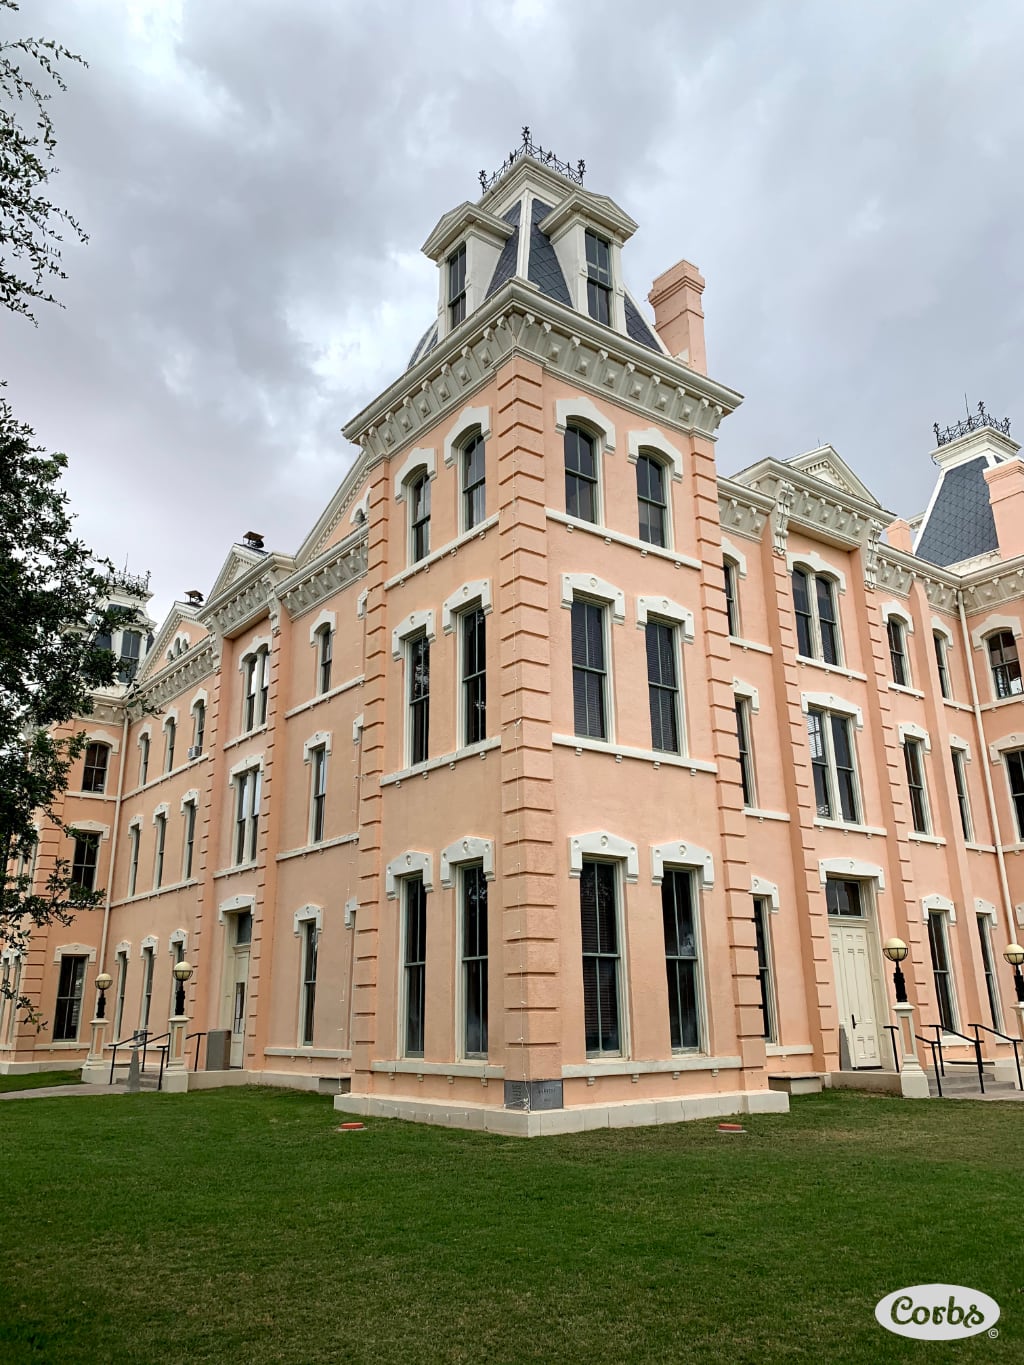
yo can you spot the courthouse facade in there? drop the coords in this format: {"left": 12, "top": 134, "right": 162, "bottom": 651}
{"left": 5, "top": 143, "right": 1024, "bottom": 1132}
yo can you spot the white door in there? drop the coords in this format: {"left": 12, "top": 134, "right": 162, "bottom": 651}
{"left": 228, "top": 947, "right": 249, "bottom": 1068}
{"left": 830, "top": 922, "right": 882, "bottom": 1067}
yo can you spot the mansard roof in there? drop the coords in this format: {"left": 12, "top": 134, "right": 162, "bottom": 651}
{"left": 912, "top": 425, "right": 1020, "bottom": 568}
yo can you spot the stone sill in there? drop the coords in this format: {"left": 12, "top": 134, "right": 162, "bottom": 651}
{"left": 276, "top": 833, "right": 358, "bottom": 863}
{"left": 380, "top": 738, "right": 500, "bottom": 787}
{"left": 553, "top": 734, "right": 717, "bottom": 774}
{"left": 384, "top": 516, "right": 499, "bottom": 591}
{"left": 283, "top": 675, "right": 364, "bottom": 721}
{"left": 813, "top": 819, "right": 887, "bottom": 837}
{"left": 562, "top": 1055, "right": 741, "bottom": 1078}
{"left": 545, "top": 509, "right": 702, "bottom": 571}
{"left": 795, "top": 657, "right": 868, "bottom": 684}
{"left": 372, "top": 1060, "right": 505, "bottom": 1079}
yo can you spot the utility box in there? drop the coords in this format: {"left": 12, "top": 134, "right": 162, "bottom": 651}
{"left": 205, "top": 1029, "right": 231, "bottom": 1070}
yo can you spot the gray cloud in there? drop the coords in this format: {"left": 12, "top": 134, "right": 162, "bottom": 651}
{"left": 4, "top": 0, "right": 1023, "bottom": 621}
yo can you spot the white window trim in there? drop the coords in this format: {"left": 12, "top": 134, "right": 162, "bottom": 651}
{"left": 443, "top": 405, "right": 491, "bottom": 468}
{"left": 344, "top": 897, "right": 358, "bottom": 929}
{"left": 352, "top": 712, "right": 364, "bottom": 744}
{"left": 988, "top": 733, "right": 1024, "bottom": 764}
{"left": 385, "top": 850, "right": 434, "bottom": 900}
{"left": 168, "top": 929, "right": 188, "bottom": 956}
{"left": 971, "top": 614, "right": 1023, "bottom": 650}
{"left": 218, "top": 894, "right": 255, "bottom": 924}
{"left": 69, "top": 820, "right": 110, "bottom": 840}
{"left": 975, "top": 898, "right": 998, "bottom": 925}
{"left": 238, "top": 637, "right": 272, "bottom": 669}
{"left": 881, "top": 601, "right": 914, "bottom": 632}
{"left": 721, "top": 539, "right": 748, "bottom": 577}
{"left": 922, "top": 893, "right": 957, "bottom": 924}
{"left": 137, "top": 725, "right": 152, "bottom": 745}
{"left": 308, "top": 609, "right": 337, "bottom": 646}
{"left": 356, "top": 589, "right": 368, "bottom": 620}
{"left": 751, "top": 876, "right": 780, "bottom": 912}
{"left": 561, "top": 573, "right": 625, "bottom": 623}
{"left": 651, "top": 840, "right": 714, "bottom": 888}
{"left": 161, "top": 709, "right": 179, "bottom": 732}
{"left": 393, "top": 447, "right": 436, "bottom": 502}
{"left": 292, "top": 904, "right": 323, "bottom": 936}
{"left": 554, "top": 397, "right": 616, "bottom": 452}
{"left": 786, "top": 552, "right": 847, "bottom": 593}
{"left": 635, "top": 595, "right": 695, "bottom": 641}
{"left": 189, "top": 689, "right": 208, "bottom": 714}
{"left": 229, "top": 752, "right": 265, "bottom": 779}
{"left": 349, "top": 491, "right": 370, "bottom": 525}
{"left": 626, "top": 428, "right": 683, "bottom": 481}
{"left": 83, "top": 729, "right": 119, "bottom": 755}
{"left": 114, "top": 938, "right": 131, "bottom": 958}
{"left": 569, "top": 831, "right": 639, "bottom": 883}
{"left": 949, "top": 735, "right": 972, "bottom": 759}
{"left": 52, "top": 942, "right": 97, "bottom": 964}
{"left": 733, "top": 679, "right": 760, "bottom": 713}
{"left": 800, "top": 692, "right": 864, "bottom": 729}
{"left": 442, "top": 579, "right": 493, "bottom": 634}
{"left": 179, "top": 788, "right": 200, "bottom": 812}
{"left": 818, "top": 857, "right": 885, "bottom": 890}
{"left": 140, "top": 934, "right": 159, "bottom": 953}
{"left": 392, "top": 608, "right": 436, "bottom": 660}
{"left": 440, "top": 836, "right": 495, "bottom": 887}
{"left": 152, "top": 803, "right": 169, "bottom": 825}
{"left": 303, "top": 731, "right": 333, "bottom": 760}
{"left": 931, "top": 618, "right": 954, "bottom": 647}
{"left": 127, "top": 814, "right": 143, "bottom": 831}
{"left": 898, "top": 722, "right": 931, "bottom": 753}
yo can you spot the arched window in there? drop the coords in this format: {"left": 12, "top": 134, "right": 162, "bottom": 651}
{"left": 792, "top": 567, "right": 840, "bottom": 665}
{"left": 409, "top": 471, "right": 431, "bottom": 562}
{"left": 564, "top": 425, "right": 598, "bottom": 524}
{"left": 82, "top": 742, "right": 110, "bottom": 794}
{"left": 988, "top": 631, "right": 1022, "bottom": 698}
{"left": 138, "top": 733, "right": 150, "bottom": 786}
{"left": 635, "top": 451, "right": 668, "bottom": 548}
{"left": 164, "top": 718, "right": 176, "bottom": 773}
{"left": 723, "top": 559, "right": 740, "bottom": 636}
{"left": 191, "top": 701, "right": 206, "bottom": 756}
{"left": 886, "top": 616, "right": 909, "bottom": 687}
{"left": 461, "top": 430, "right": 486, "bottom": 531}
{"left": 933, "top": 631, "right": 951, "bottom": 699}
{"left": 316, "top": 625, "right": 333, "bottom": 695}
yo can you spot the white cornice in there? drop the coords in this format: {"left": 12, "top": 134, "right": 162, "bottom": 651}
{"left": 421, "top": 201, "right": 515, "bottom": 261}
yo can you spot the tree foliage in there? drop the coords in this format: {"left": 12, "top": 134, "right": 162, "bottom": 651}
{"left": 0, "top": 0, "right": 87, "bottom": 322}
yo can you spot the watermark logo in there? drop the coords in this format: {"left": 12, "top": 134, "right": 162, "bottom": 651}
{"left": 876, "top": 1284, "right": 1000, "bottom": 1340}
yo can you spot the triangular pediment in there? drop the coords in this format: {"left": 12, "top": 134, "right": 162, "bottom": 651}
{"left": 785, "top": 446, "right": 883, "bottom": 507}
{"left": 206, "top": 544, "right": 268, "bottom": 604}
{"left": 135, "top": 604, "right": 206, "bottom": 684}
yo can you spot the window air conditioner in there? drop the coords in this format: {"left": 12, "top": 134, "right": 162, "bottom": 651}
{"left": 187, "top": 746, "right": 202, "bottom": 760}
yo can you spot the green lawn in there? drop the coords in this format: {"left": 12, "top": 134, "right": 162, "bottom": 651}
{"left": 0, "top": 1068, "right": 82, "bottom": 1093}
{"left": 0, "top": 1088, "right": 1018, "bottom": 1363}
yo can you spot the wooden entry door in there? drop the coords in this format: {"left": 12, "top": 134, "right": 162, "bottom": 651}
{"left": 830, "top": 921, "right": 882, "bottom": 1067}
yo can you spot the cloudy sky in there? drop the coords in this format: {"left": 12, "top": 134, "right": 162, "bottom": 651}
{"left": 5, "top": 0, "right": 1023, "bottom": 625}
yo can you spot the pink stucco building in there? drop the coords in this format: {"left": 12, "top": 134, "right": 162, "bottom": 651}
{"left": 5, "top": 142, "right": 1024, "bottom": 1132}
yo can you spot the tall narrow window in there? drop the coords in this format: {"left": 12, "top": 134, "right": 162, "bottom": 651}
{"left": 408, "top": 635, "right": 430, "bottom": 765}
{"left": 403, "top": 875, "right": 427, "bottom": 1058}
{"left": 182, "top": 801, "right": 197, "bottom": 880}
{"left": 1007, "top": 749, "right": 1024, "bottom": 839}
{"left": 53, "top": 956, "right": 87, "bottom": 1042}
{"left": 164, "top": 719, "right": 176, "bottom": 773}
{"left": 71, "top": 833, "right": 100, "bottom": 893}
{"left": 153, "top": 813, "right": 167, "bottom": 889}
{"left": 927, "top": 912, "right": 957, "bottom": 1033}
{"left": 988, "top": 631, "right": 1023, "bottom": 698}
{"left": 887, "top": 617, "right": 909, "bottom": 687}
{"left": 461, "top": 864, "right": 488, "bottom": 1058}
{"left": 903, "top": 737, "right": 929, "bottom": 834}
{"left": 580, "top": 860, "right": 621, "bottom": 1056}
{"left": 118, "top": 630, "right": 142, "bottom": 684}
{"left": 951, "top": 747, "right": 973, "bottom": 841}
{"left": 564, "top": 426, "right": 597, "bottom": 524}
{"left": 825, "top": 877, "right": 863, "bottom": 916}
{"left": 139, "top": 733, "right": 150, "bottom": 786}
{"left": 735, "top": 698, "right": 756, "bottom": 807}
{"left": 447, "top": 242, "right": 467, "bottom": 328}
{"left": 724, "top": 560, "right": 740, "bottom": 637}
{"left": 300, "top": 920, "right": 318, "bottom": 1047}
{"left": 572, "top": 600, "right": 608, "bottom": 741}
{"left": 662, "top": 869, "right": 701, "bottom": 1051}
{"left": 462, "top": 431, "right": 486, "bottom": 530}
{"left": 127, "top": 825, "right": 140, "bottom": 897}
{"left": 82, "top": 743, "right": 109, "bottom": 794}
{"left": 310, "top": 746, "right": 327, "bottom": 844}
{"left": 645, "top": 620, "right": 679, "bottom": 754}
{"left": 191, "top": 701, "right": 205, "bottom": 756}
{"left": 234, "top": 768, "right": 261, "bottom": 865}
{"left": 317, "top": 627, "right": 333, "bottom": 696}
{"left": 807, "top": 708, "right": 859, "bottom": 823}
{"left": 257, "top": 647, "right": 270, "bottom": 726}
{"left": 934, "top": 632, "right": 951, "bottom": 699}
{"left": 977, "top": 914, "right": 1003, "bottom": 1031}
{"left": 584, "top": 229, "right": 612, "bottom": 324}
{"left": 792, "top": 567, "right": 841, "bottom": 664}
{"left": 636, "top": 453, "right": 667, "bottom": 548}
{"left": 243, "top": 656, "right": 258, "bottom": 732}
{"left": 409, "top": 472, "right": 431, "bottom": 562}
{"left": 461, "top": 607, "right": 487, "bottom": 746}
{"left": 753, "top": 897, "right": 776, "bottom": 1042}
{"left": 140, "top": 946, "right": 155, "bottom": 1031}
{"left": 114, "top": 950, "right": 128, "bottom": 1038}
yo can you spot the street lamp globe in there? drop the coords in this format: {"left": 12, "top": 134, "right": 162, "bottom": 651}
{"left": 95, "top": 972, "right": 113, "bottom": 991}
{"left": 1003, "top": 943, "right": 1024, "bottom": 968}
{"left": 882, "top": 938, "right": 908, "bottom": 963}
{"left": 172, "top": 960, "right": 194, "bottom": 984}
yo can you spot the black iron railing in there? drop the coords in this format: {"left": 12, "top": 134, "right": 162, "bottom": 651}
{"left": 928, "top": 1024, "right": 986, "bottom": 1094}
{"left": 971, "top": 1023, "right": 1023, "bottom": 1091}
{"left": 919, "top": 1035, "right": 943, "bottom": 1097}
{"left": 186, "top": 1031, "right": 207, "bottom": 1073}
{"left": 884, "top": 1024, "right": 900, "bottom": 1072}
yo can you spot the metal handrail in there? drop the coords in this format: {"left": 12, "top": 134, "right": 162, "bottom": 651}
{"left": 917, "top": 1035, "right": 942, "bottom": 1097}
{"left": 140, "top": 1031, "right": 170, "bottom": 1074}
{"left": 108, "top": 1029, "right": 150, "bottom": 1085}
{"left": 185, "top": 1031, "right": 207, "bottom": 1073}
{"left": 972, "top": 1023, "right": 1024, "bottom": 1091}
{"left": 156, "top": 1044, "right": 168, "bottom": 1092}
{"left": 928, "top": 1023, "right": 985, "bottom": 1094}
{"left": 883, "top": 1024, "right": 901, "bottom": 1073}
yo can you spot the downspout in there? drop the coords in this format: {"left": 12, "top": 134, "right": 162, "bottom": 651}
{"left": 957, "top": 588, "right": 1016, "bottom": 943}
{"left": 98, "top": 703, "right": 130, "bottom": 973}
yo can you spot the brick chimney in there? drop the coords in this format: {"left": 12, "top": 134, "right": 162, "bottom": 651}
{"left": 648, "top": 259, "right": 707, "bottom": 374}
{"left": 984, "top": 459, "right": 1024, "bottom": 560}
{"left": 885, "top": 518, "right": 914, "bottom": 553}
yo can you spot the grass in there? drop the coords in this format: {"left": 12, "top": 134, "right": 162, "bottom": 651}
{"left": 0, "top": 1088, "right": 1019, "bottom": 1364}
{"left": 0, "top": 1068, "right": 82, "bottom": 1093}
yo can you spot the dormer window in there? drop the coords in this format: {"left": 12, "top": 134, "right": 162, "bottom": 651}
{"left": 448, "top": 244, "right": 467, "bottom": 329}
{"left": 585, "top": 230, "right": 612, "bottom": 325}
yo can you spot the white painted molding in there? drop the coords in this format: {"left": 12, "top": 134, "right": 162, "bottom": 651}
{"left": 114, "top": 939, "right": 131, "bottom": 958}
{"left": 626, "top": 427, "right": 683, "bottom": 480}
{"left": 385, "top": 850, "right": 434, "bottom": 899}
{"left": 440, "top": 836, "right": 496, "bottom": 887}
{"left": 1016, "top": 904, "right": 1024, "bottom": 929}
{"left": 137, "top": 725, "right": 152, "bottom": 743}
{"left": 931, "top": 617, "right": 954, "bottom": 646}
{"left": 349, "top": 491, "right": 370, "bottom": 525}
{"left": 161, "top": 709, "right": 179, "bottom": 730}
{"left": 569, "top": 831, "right": 639, "bottom": 883}
{"left": 83, "top": 729, "right": 120, "bottom": 754}
{"left": 651, "top": 840, "right": 715, "bottom": 888}
{"left": 751, "top": 876, "right": 780, "bottom": 912}
{"left": 786, "top": 551, "right": 847, "bottom": 593}
{"left": 168, "top": 928, "right": 188, "bottom": 955}
{"left": 179, "top": 788, "right": 200, "bottom": 811}
{"left": 52, "top": 942, "right": 97, "bottom": 964}
{"left": 898, "top": 721, "right": 931, "bottom": 752}
{"left": 732, "top": 679, "right": 760, "bottom": 713}
{"left": 819, "top": 857, "right": 885, "bottom": 889}
{"left": 881, "top": 601, "right": 914, "bottom": 631}
{"left": 561, "top": 573, "right": 626, "bottom": 623}
{"left": 356, "top": 589, "right": 368, "bottom": 620}
{"left": 443, "top": 405, "right": 491, "bottom": 467}
{"left": 922, "top": 893, "right": 956, "bottom": 923}
{"left": 352, "top": 713, "right": 364, "bottom": 744}
{"left": 988, "top": 733, "right": 1024, "bottom": 764}
{"left": 344, "top": 897, "right": 358, "bottom": 928}
{"left": 635, "top": 594, "right": 695, "bottom": 641}
{"left": 554, "top": 396, "right": 616, "bottom": 451}
{"left": 948, "top": 735, "right": 971, "bottom": 758}
{"left": 152, "top": 803, "right": 169, "bottom": 823}
{"left": 442, "top": 579, "right": 493, "bottom": 633}
{"left": 721, "top": 538, "right": 748, "bottom": 577}
{"left": 971, "top": 613, "right": 1023, "bottom": 649}
{"left": 238, "top": 635, "right": 271, "bottom": 667}
{"left": 800, "top": 692, "right": 864, "bottom": 728}
{"left": 308, "top": 609, "right": 336, "bottom": 645}
{"left": 218, "top": 894, "right": 255, "bottom": 923}
{"left": 69, "top": 820, "right": 110, "bottom": 840}
{"left": 393, "top": 447, "right": 436, "bottom": 502}
{"left": 292, "top": 904, "right": 323, "bottom": 936}
{"left": 303, "top": 730, "right": 333, "bottom": 760}
{"left": 189, "top": 689, "right": 208, "bottom": 713}
{"left": 127, "top": 814, "right": 143, "bottom": 831}
{"left": 140, "top": 934, "right": 159, "bottom": 953}
{"left": 392, "top": 608, "right": 436, "bottom": 659}
{"left": 975, "top": 898, "right": 998, "bottom": 924}
{"left": 228, "top": 752, "right": 265, "bottom": 779}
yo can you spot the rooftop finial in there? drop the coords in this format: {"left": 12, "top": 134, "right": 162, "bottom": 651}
{"left": 478, "top": 128, "right": 586, "bottom": 195}
{"left": 933, "top": 401, "right": 1011, "bottom": 447}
